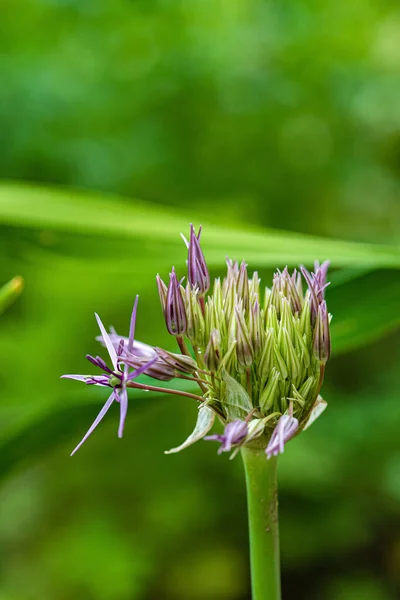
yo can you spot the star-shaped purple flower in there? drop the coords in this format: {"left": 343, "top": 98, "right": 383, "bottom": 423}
{"left": 62, "top": 296, "right": 157, "bottom": 455}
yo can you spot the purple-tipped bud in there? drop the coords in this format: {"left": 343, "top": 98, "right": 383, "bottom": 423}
{"left": 156, "top": 274, "right": 168, "bottom": 313}
{"left": 314, "top": 261, "right": 330, "bottom": 298}
{"left": 300, "top": 262, "right": 330, "bottom": 324}
{"left": 237, "top": 261, "right": 249, "bottom": 310}
{"left": 187, "top": 224, "right": 210, "bottom": 295}
{"left": 165, "top": 268, "right": 187, "bottom": 336}
{"left": 155, "top": 348, "right": 198, "bottom": 374}
{"left": 313, "top": 300, "right": 331, "bottom": 362}
{"left": 205, "top": 419, "right": 248, "bottom": 454}
{"left": 266, "top": 413, "right": 299, "bottom": 459}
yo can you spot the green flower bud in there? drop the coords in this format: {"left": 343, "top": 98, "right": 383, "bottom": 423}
{"left": 235, "top": 308, "right": 254, "bottom": 368}
{"left": 259, "top": 368, "right": 281, "bottom": 411}
{"left": 204, "top": 329, "right": 221, "bottom": 372}
{"left": 237, "top": 261, "right": 249, "bottom": 311}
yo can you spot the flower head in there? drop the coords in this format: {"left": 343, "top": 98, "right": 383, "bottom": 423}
{"left": 65, "top": 224, "right": 332, "bottom": 461}
{"left": 158, "top": 225, "right": 332, "bottom": 459}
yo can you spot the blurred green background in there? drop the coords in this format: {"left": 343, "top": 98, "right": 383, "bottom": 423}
{"left": 0, "top": 1, "right": 400, "bottom": 599}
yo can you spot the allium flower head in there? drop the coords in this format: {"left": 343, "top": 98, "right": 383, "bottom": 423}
{"left": 64, "top": 225, "right": 332, "bottom": 460}
{"left": 159, "top": 226, "right": 332, "bottom": 458}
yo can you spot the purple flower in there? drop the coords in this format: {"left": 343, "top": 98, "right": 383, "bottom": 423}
{"left": 62, "top": 296, "right": 157, "bottom": 455}
{"left": 205, "top": 420, "right": 248, "bottom": 454}
{"left": 265, "top": 412, "right": 299, "bottom": 459}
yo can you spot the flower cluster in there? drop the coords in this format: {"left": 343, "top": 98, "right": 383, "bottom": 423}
{"left": 63, "top": 225, "right": 331, "bottom": 459}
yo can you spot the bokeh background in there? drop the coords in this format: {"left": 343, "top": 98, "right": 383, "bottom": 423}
{"left": 0, "top": 1, "right": 400, "bottom": 599}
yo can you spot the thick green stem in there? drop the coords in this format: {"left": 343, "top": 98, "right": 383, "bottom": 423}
{"left": 241, "top": 447, "right": 281, "bottom": 600}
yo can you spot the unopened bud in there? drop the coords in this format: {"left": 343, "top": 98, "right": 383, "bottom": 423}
{"left": 258, "top": 329, "right": 275, "bottom": 380}
{"left": 249, "top": 301, "right": 263, "bottom": 356}
{"left": 185, "top": 286, "right": 206, "bottom": 347}
{"left": 259, "top": 368, "right": 281, "bottom": 411}
{"left": 237, "top": 261, "right": 249, "bottom": 311}
{"left": 156, "top": 274, "right": 168, "bottom": 313}
{"left": 235, "top": 308, "right": 254, "bottom": 367}
{"left": 204, "top": 329, "right": 221, "bottom": 372}
{"left": 165, "top": 268, "right": 187, "bottom": 336}
{"left": 313, "top": 300, "right": 331, "bottom": 362}
{"left": 187, "top": 224, "right": 210, "bottom": 295}
{"left": 155, "top": 348, "right": 198, "bottom": 374}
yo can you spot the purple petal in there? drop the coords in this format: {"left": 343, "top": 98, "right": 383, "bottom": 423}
{"left": 95, "top": 313, "right": 118, "bottom": 371}
{"left": 128, "top": 296, "right": 139, "bottom": 354}
{"left": 204, "top": 420, "right": 248, "bottom": 454}
{"left": 70, "top": 390, "right": 117, "bottom": 456}
{"left": 86, "top": 376, "right": 110, "bottom": 386}
{"left": 126, "top": 356, "right": 159, "bottom": 380}
{"left": 204, "top": 434, "right": 224, "bottom": 442}
{"left": 117, "top": 387, "right": 128, "bottom": 438}
{"left": 180, "top": 232, "right": 189, "bottom": 248}
{"left": 61, "top": 374, "right": 88, "bottom": 382}
{"left": 97, "top": 333, "right": 156, "bottom": 359}
{"left": 86, "top": 354, "right": 101, "bottom": 368}
{"left": 266, "top": 414, "right": 299, "bottom": 459}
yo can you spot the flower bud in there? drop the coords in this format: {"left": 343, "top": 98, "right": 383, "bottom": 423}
{"left": 300, "top": 262, "right": 330, "bottom": 325}
{"left": 258, "top": 329, "right": 275, "bottom": 381}
{"left": 156, "top": 274, "right": 168, "bottom": 313}
{"left": 237, "top": 261, "right": 249, "bottom": 311}
{"left": 155, "top": 348, "right": 198, "bottom": 374}
{"left": 204, "top": 329, "right": 221, "bottom": 372}
{"left": 165, "top": 268, "right": 187, "bottom": 336}
{"left": 185, "top": 285, "right": 206, "bottom": 347}
{"left": 259, "top": 368, "right": 281, "bottom": 411}
{"left": 187, "top": 224, "right": 210, "bottom": 295}
{"left": 225, "top": 257, "right": 239, "bottom": 283}
{"left": 313, "top": 300, "right": 331, "bottom": 362}
{"left": 249, "top": 301, "right": 264, "bottom": 357}
{"left": 235, "top": 308, "right": 254, "bottom": 368}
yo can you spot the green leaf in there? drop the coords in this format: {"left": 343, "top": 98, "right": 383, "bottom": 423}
{"left": 329, "top": 270, "right": 400, "bottom": 354}
{"left": 164, "top": 403, "right": 215, "bottom": 454}
{"left": 1, "top": 182, "right": 400, "bottom": 268}
{"left": 0, "top": 276, "right": 23, "bottom": 315}
{"left": 222, "top": 371, "right": 253, "bottom": 420}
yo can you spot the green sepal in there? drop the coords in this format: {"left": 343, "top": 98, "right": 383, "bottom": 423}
{"left": 302, "top": 395, "right": 328, "bottom": 430}
{"left": 222, "top": 371, "right": 253, "bottom": 420}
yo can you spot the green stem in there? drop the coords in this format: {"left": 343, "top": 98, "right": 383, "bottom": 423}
{"left": 241, "top": 447, "right": 281, "bottom": 600}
